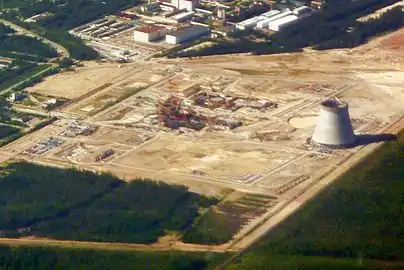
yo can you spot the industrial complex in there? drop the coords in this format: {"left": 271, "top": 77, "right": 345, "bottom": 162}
{"left": 68, "top": 0, "right": 320, "bottom": 61}
{"left": 4, "top": 24, "right": 404, "bottom": 250}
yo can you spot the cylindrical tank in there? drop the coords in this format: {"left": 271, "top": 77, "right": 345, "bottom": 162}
{"left": 312, "top": 99, "right": 355, "bottom": 147}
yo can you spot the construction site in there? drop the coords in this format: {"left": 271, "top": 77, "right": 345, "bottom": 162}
{"left": 2, "top": 27, "right": 404, "bottom": 251}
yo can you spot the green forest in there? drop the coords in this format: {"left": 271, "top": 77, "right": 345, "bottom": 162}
{"left": 225, "top": 140, "right": 404, "bottom": 269}
{"left": 0, "top": 162, "right": 217, "bottom": 243}
{"left": 19, "top": 0, "right": 141, "bottom": 30}
{"left": 31, "top": 180, "right": 217, "bottom": 243}
{"left": 0, "top": 23, "right": 58, "bottom": 59}
{"left": 0, "top": 60, "right": 38, "bottom": 89}
{"left": 0, "top": 162, "right": 122, "bottom": 231}
{"left": 0, "top": 245, "right": 228, "bottom": 270}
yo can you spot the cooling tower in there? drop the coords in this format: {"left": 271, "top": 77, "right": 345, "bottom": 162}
{"left": 312, "top": 99, "right": 356, "bottom": 147}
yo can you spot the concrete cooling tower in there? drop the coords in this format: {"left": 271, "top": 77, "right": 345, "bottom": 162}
{"left": 312, "top": 99, "right": 356, "bottom": 148}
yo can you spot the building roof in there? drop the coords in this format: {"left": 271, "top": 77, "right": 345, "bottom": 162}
{"left": 268, "top": 14, "right": 298, "bottom": 27}
{"left": 135, "top": 25, "right": 166, "bottom": 33}
{"left": 168, "top": 25, "right": 208, "bottom": 37}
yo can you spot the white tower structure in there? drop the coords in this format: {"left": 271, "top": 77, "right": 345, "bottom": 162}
{"left": 312, "top": 99, "right": 356, "bottom": 147}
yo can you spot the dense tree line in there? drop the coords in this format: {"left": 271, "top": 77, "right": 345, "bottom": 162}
{"left": 270, "top": 0, "right": 403, "bottom": 49}
{"left": 0, "top": 50, "right": 47, "bottom": 62}
{"left": 315, "top": 7, "right": 404, "bottom": 49}
{"left": 0, "top": 162, "right": 218, "bottom": 244}
{"left": 0, "top": 125, "right": 19, "bottom": 139}
{"left": 0, "top": 245, "right": 217, "bottom": 270}
{"left": 42, "top": 28, "right": 98, "bottom": 60}
{"left": 30, "top": 180, "right": 217, "bottom": 243}
{"left": 0, "top": 13, "right": 98, "bottom": 60}
{"left": 0, "top": 23, "right": 15, "bottom": 37}
{"left": 0, "top": 35, "right": 58, "bottom": 58}
{"left": 0, "top": 162, "right": 123, "bottom": 231}
{"left": 0, "top": 60, "right": 38, "bottom": 89}
{"left": 19, "top": 0, "right": 141, "bottom": 30}
{"left": 169, "top": 0, "right": 403, "bottom": 58}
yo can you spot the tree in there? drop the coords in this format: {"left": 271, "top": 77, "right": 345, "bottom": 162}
{"left": 0, "top": 98, "right": 12, "bottom": 123}
{"left": 58, "top": 57, "right": 74, "bottom": 68}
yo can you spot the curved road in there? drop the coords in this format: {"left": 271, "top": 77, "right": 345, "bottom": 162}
{"left": 0, "top": 19, "right": 69, "bottom": 58}
{"left": 0, "top": 20, "right": 70, "bottom": 96}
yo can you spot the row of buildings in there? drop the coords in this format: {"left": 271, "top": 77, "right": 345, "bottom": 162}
{"left": 236, "top": 5, "right": 311, "bottom": 31}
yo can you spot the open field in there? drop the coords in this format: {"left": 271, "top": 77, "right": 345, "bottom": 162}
{"left": 0, "top": 28, "right": 403, "bottom": 253}
{"left": 27, "top": 61, "right": 140, "bottom": 100}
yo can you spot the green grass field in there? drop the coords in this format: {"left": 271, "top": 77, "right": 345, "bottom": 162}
{"left": 182, "top": 194, "right": 276, "bottom": 245}
{"left": 225, "top": 139, "right": 404, "bottom": 269}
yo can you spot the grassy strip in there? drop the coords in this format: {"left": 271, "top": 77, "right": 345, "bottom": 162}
{"left": 88, "top": 87, "right": 146, "bottom": 117}
{"left": 0, "top": 64, "right": 51, "bottom": 91}
{"left": 0, "top": 117, "right": 56, "bottom": 147}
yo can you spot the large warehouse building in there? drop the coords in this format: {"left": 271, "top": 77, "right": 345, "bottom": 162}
{"left": 268, "top": 15, "right": 298, "bottom": 31}
{"left": 165, "top": 25, "right": 209, "bottom": 44}
{"left": 134, "top": 25, "right": 168, "bottom": 42}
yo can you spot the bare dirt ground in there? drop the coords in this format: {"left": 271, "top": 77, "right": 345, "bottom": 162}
{"left": 27, "top": 61, "right": 140, "bottom": 99}
{"left": 1, "top": 28, "right": 403, "bottom": 253}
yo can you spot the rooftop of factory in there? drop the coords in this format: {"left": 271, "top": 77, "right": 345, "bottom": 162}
{"left": 135, "top": 25, "right": 167, "bottom": 33}
{"left": 168, "top": 24, "right": 208, "bottom": 37}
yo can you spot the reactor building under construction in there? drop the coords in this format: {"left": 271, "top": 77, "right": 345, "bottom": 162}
{"left": 312, "top": 99, "right": 356, "bottom": 148}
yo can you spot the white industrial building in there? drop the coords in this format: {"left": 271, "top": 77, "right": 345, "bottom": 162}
{"left": 236, "top": 16, "right": 266, "bottom": 30}
{"left": 134, "top": 25, "right": 168, "bottom": 42}
{"left": 172, "top": 0, "right": 199, "bottom": 11}
{"left": 268, "top": 15, "right": 298, "bottom": 31}
{"left": 261, "top": 10, "right": 281, "bottom": 18}
{"left": 166, "top": 25, "right": 209, "bottom": 44}
{"left": 171, "top": 11, "right": 195, "bottom": 22}
{"left": 256, "top": 10, "right": 292, "bottom": 29}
